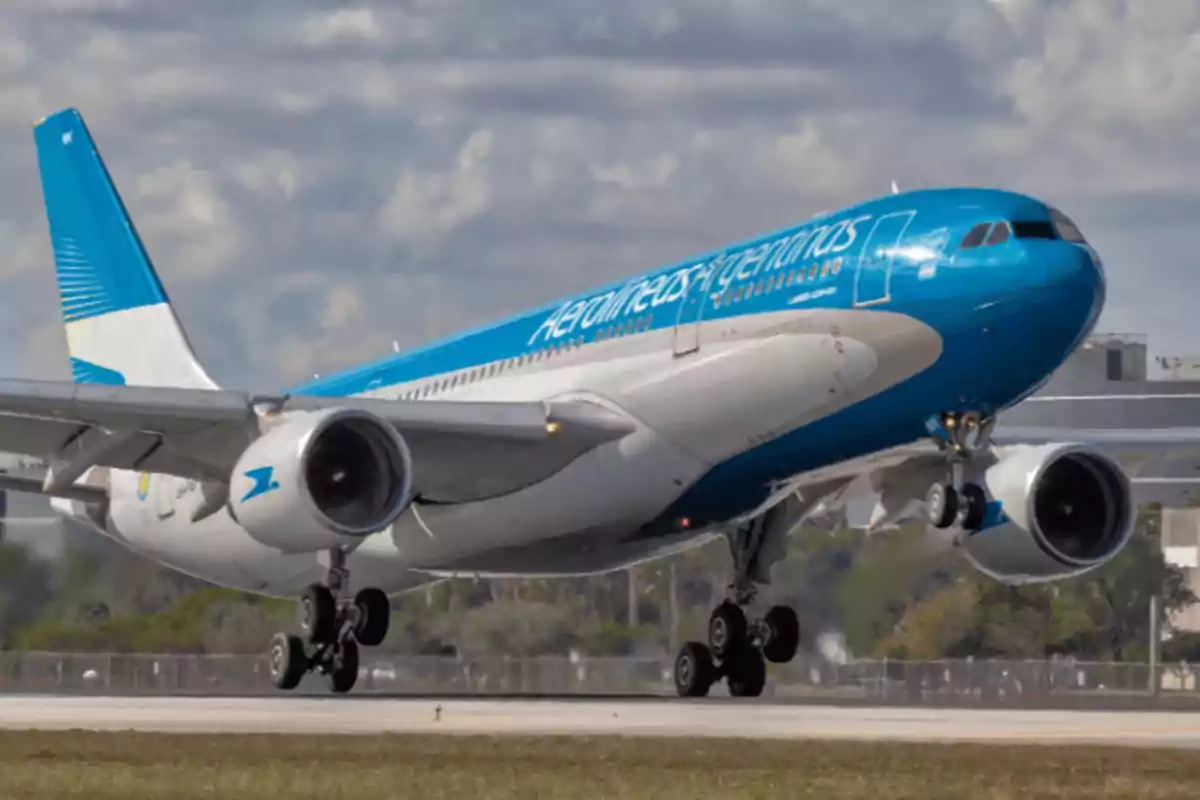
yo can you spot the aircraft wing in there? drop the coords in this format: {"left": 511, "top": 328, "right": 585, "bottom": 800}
{"left": 994, "top": 391, "right": 1200, "bottom": 458}
{"left": 993, "top": 424, "right": 1200, "bottom": 454}
{"left": 0, "top": 377, "right": 635, "bottom": 504}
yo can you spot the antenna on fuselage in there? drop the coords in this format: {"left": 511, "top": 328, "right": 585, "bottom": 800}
{"left": 891, "top": 180, "right": 900, "bottom": 195}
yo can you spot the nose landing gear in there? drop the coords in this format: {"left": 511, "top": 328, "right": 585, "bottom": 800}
{"left": 924, "top": 411, "right": 994, "bottom": 532}
{"left": 267, "top": 548, "right": 393, "bottom": 693}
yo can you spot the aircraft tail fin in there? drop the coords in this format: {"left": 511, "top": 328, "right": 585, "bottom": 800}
{"left": 33, "top": 108, "right": 219, "bottom": 390}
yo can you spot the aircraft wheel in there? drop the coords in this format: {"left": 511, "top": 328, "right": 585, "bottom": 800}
{"left": 269, "top": 632, "right": 307, "bottom": 691}
{"left": 674, "top": 641, "right": 716, "bottom": 698}
{"left": 926, "top": 482, "right": 960, "bottom": 529}
{"left": 726, "top": 644, "right": 767, "bottom": 698}
{"left": 762, "top": 605, "right": 800, "bottom": 664}
{"left": 354, "top": 587, "right": 391, "bottom": 647}
{"left": 708, "top": 601, "right": 748, "bottom": 659}
{"left": 960, "top": 483, "right": 988, "bottom": 530}
{"left": 326, "top": 639, "right": 360, "bottom": 694}
{"left": 299, "top": 583, "right": 338, "bottom": 645}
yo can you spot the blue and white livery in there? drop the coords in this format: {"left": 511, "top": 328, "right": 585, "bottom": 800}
{"left": 1, "top": 107, "right": 1176, "bottom": 696}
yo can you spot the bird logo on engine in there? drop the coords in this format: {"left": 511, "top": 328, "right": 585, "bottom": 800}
{"left": 242, "top": 466, "right": 281, "bottom": 502}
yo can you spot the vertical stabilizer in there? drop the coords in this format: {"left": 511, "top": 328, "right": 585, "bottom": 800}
{"left": 33, "top": 108, "right": 219, "bottom": 390}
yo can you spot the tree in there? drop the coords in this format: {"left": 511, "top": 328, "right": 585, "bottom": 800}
{"left": 876, "top": 503, "right": 1197, "bottom": 661}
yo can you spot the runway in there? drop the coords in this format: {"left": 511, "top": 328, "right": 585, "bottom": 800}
{"left": 3, "top": 696, "right": 1200, "bottom": 747}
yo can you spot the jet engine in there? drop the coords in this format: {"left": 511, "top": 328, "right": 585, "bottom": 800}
{"left": 228, "top": 408, "right": 413, "bottom": 553}
{"left": 958, "top": 443, "right": 1134, "bottom": 583}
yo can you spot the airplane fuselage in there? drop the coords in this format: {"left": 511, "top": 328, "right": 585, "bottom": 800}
{"left": 73, "top": 187, "right": 1104, "bottom": 598}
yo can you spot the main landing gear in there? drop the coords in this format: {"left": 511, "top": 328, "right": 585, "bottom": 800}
{"left": 923, "top": 411, "right": 995, "bottom": 532}
{"left": 673, "top": 511, "right": 800, "bottom": 698}
{"left": 267, "top": 548, "right": 391, "bottom": 694}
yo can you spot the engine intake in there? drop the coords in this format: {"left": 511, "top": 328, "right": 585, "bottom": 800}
{"left": 229, "top": 408, "right": 413, "bottom": 553}
{"left": 1030, "top": 449, "right": 1130, "bottom": 567}
{"left": 960, "top": 443, "right": 1134, "bottom": 583}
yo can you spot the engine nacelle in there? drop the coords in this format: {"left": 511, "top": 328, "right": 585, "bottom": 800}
{"left": 228, "top": 408, "right": 413, "bottom": 553}
{"left": 959, "top": 443, "right": 1135, "bottom": 583}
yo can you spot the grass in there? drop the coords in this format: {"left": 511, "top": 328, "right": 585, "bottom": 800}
{"left": 0, "top": 731, "right": 1198, "bottom": 799}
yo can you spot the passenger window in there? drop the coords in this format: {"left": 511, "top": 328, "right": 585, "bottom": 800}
{"left": 984, "top": 221, "right": 1011, "bottom": 246}
{"left": 832, "top": 257, "right": 842, "bottom": 274}
{"left": 960, "top": 223, "right": 990, "bottom": 249}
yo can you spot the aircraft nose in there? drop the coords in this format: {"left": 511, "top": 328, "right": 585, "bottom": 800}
{"left": 1048, "top": 242, "right": 1104, "bottom": 296}
{"left": 1041, "top": 241, "right": 1106, "bottom": 333}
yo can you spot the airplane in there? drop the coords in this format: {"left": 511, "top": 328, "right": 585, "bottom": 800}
{"left": 0, "top": 106, "right": 1183, "bottom": 698}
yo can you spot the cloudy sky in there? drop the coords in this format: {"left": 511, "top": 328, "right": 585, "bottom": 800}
{"left": 1, "top": 0, "right": 1198, "bottom": 389}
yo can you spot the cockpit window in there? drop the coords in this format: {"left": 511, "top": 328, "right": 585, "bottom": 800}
{"left": 1050, "top": 208, "right": 1086, "bottom": 243}
{"left": 984, "top": 221, "right": 1011, "bottom": 246}
{"left": 1011, "top": 221, "right": 1056, "bottom": 239}
{"left": 959, "top": 223, "right": 990, "bottom": 249}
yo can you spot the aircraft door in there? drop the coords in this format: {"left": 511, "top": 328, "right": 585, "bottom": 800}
{"left": 853, "top": 211, "right": 916, "bottom": 307}
{"left": 672, "top": 256, "right": 723, "bottom": 356}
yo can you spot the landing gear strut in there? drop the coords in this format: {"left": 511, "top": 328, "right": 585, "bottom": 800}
{"left": 924, "top": 411, "right": 994, "bottom": 532}
{"left": 268, "top": 548, "right": 392, "bottom": 694}
{"left": 673, "top": 510, "right": 801, "bottom": 699}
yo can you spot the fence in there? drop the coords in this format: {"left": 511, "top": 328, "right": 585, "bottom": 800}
{"left": 5, "top": 652, "right": 1200, "bottom": 708}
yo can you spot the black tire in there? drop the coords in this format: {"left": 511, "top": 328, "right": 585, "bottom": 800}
{"left": 354, "top": 588, "right": 391, "bottom": 647}
{"left": 708, "top": 601, "right": 748, "bottom": 659}
{"left": 960, "top": 483, "right": 988, "bottom": 530}
{"left": 299, "top": 583, "right": 338, "bottom": 645}
{"left": 762, "top": 605, "right": 800, "bottom": 664}
{"left": 327, "top": 639, "right": 360, "bottom": 694}
{"left": 268, "top": 632, "right": 307, "bottom": 691}
{"left": 925, "top": 483, "right": 959, "bottom": 529}
{"left": 726, "top": 644, "right": 767, "bottom": 698}
{"left": 674, "top": 641, "right": 716, "bottom": 698}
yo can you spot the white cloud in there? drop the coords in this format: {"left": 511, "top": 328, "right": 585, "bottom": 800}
{"left": 298, "top": 8, "right": 383, "bottom": 47}
{"left": 233, "top": 150, "right": 304, "bottom": 199}
{"left": 320, "top": 284, "right": 363, "bottom": 331}
{"left": 379, "top": 129, "right": 494, "bottom": 245}
{"left": 134, "top": 161, "right": 241, "bottom": 280}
